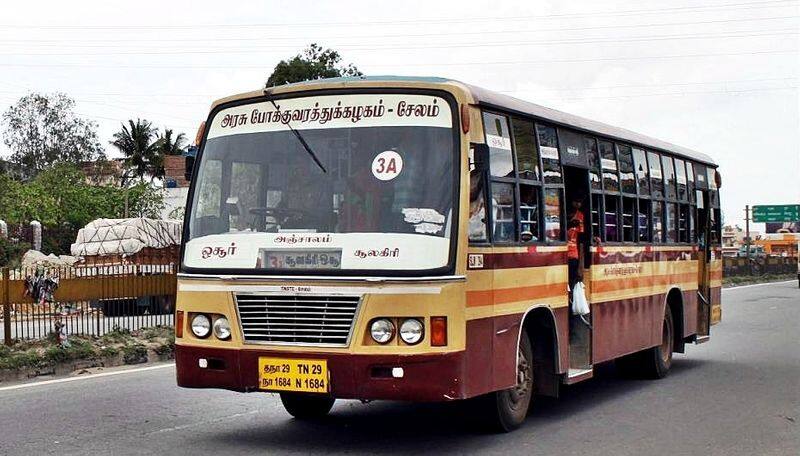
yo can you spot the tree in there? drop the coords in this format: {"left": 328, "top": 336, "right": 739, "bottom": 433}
{"left": 156, "top": 128, "right": 187, "bottom": 156}
{"left": 1, "top": 92, "right": 104, "bottom": 179}
{"left": 0, "top": 164, "right": 164, "bottom": 256}
{"left": 266, "top": 43, "right": 363, "bottom": 87}
{"left": 111, "top": 119, "right": 164, "bottom": 184}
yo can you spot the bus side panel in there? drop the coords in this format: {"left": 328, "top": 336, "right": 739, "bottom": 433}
{"left": 682, "top": 289, "right": 698, "bottom": 337}
{"left": 591, "top": 294, "right": 664, "bottom": 364}
{"left": 588, "top": 246, "right": 698, "bottom": 363}
{"left": 709, "top": 250, "right": 723, "bottom": 324}
{"left": 464, "top": 317, "right": 495, "bottom": 397}
{"left": 464, "top": 247, "right": 569, "bottom": 396}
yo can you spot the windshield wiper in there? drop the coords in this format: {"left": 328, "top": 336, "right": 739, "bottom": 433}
{"left": 264, "top": 92, "right": 327, "bottom": 174}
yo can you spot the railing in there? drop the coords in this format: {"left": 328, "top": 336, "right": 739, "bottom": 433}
{"left": 1, "top": 263, "right": 177, "bottom": 346}
{"left": 722, "top": 256, "right": 797, "bottom": 277}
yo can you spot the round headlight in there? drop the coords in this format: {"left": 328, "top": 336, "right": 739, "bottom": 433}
{"left": 191, "top": 314, "right": 211, "bottom": 338}
{"left": 370, "top": 318, "right": 395, "bottom": 344}
{"left": 213, "top": 316, "right": 231, "bottom": 340}
{"left": 399, "top": 318, "right": 424, "bottom": 345}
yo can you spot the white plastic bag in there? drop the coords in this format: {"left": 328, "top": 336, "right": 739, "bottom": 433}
{"left": 571, "top": 281, "right": 590, "bottom": 316}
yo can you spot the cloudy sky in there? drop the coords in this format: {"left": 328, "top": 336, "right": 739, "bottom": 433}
{"left": 0, "top": 0, "right": 798, "bottom": 229}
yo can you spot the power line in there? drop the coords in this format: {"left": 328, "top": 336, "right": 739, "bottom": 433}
{"left": 2, "top": 14, "right": 799, "bottom": 46}
{"left": 1, "top": 29, "right": 797, "bottom": 57}
{"left": 0, "top": 0, "right": 796, "bottom": 29}
{"left": 0, "top": 48, "right": 793, "bottom": 69}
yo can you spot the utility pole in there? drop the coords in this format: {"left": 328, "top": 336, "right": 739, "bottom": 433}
{"left": 744, "top": 205, "right": 751, "bottom": 259}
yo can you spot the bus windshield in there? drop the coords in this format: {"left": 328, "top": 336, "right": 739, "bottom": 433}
{"left": 183, "top": 92, "right": 457, "bottom": 273}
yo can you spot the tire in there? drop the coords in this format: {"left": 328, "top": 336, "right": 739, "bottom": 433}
{"left": 280, "top": 393, "right": 335, "bottom": 420}
{"left": 616, "top": 307, "right": 674, "bottom": 379}
{"left": 478, "top": 329, "right": 535, "bottom": 432}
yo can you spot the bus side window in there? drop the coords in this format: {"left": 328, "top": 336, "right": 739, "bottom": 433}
{"left": 586, "top": 137, "right": 602, "bottom": 191}
{"left": 536, "top": 124, "right": 562, "bottom": 185}
{"left": 622, "top": 196, "right": 635, "bottom": 242}
{"left": 647, "top": 151, "right": 663, "bottom": 199}
{"left": 632, "top": 148, "right": 650, "bottom": 196}
{"left": 544, "top": 188, "right": 564, "bottom": 241}
{"left": 678, "top": 204, "right": 690, "bottom": 243}
{"left": 637, "top": 199, "right": 651, "bottom": 242}
{"left": 666, "top": 202, "right": 678, "bottom": 243}
{"left": 604, "top": 195, "right": 619, "bottom": 242}
{"left": 519, "top": 184, "right": 540, "bottom": 242}
{"left": 652, "top": 200, "right": 664, "bottom": 243}
{"left": 591, "top": 194, "right": 603, "bottom": 242}
{"left": 468, "top": 170, "right": 488, "bottom": 242}
{"left": 492, "top": 182, "right": 516, "bottom": 242}
{"left": 483, "top": 112, "right": 514, "bottom": 178}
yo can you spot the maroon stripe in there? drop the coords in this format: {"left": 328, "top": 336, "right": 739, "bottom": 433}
{"left": 592, "top": 249, "right": 696, "bottom": 264}
{"left": 473, "top": 250, "right": 567, "bottom": 270}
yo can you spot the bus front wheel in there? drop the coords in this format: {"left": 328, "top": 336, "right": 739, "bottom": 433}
{"left": 279, "top": 393, "right": 335, "bottom": 420}
{"left": 478, "top": 329, "right": 534, "bottom": 432}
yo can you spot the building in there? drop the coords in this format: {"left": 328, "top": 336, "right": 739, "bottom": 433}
{"left": 161, "top": 155, "right": 190, "bottom": 220}
{"left": 80, "top": 159, "right": 124, "bottom": 186}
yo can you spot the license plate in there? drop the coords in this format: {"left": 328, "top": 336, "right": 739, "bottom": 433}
{"left": 258, "top": 357, "right": 329, "bottom": 393}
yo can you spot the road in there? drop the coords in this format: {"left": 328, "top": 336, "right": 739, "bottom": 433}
{"left": 1, "top": 281, "right": 797, "bottom": 455}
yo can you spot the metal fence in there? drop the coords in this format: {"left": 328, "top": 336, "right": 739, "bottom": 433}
{"left": 723, "top": 256, "right": 797, "bottom": 277}
{"left": 1, "top": 263, "right": 176, "bottom": 345}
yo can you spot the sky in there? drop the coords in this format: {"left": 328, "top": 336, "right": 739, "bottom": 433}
{"left": 0, "top": 0, "right": 798, "bottom": 230}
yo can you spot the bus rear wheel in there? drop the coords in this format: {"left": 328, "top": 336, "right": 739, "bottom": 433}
{"left": 279, "top": 393, "right": 335, "bottom": 419}
{"left": 617, "top": 307, "right": 674, "bottom": 379}
{"left": 479, "top": 330, "right": 534, "bottom": 432}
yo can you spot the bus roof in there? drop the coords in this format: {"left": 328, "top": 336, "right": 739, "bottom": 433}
{"left": 216, "top": 75, "right": 717, "bottom": 166}
{"left": 463, "top": 82, "right": 716, "bottom": 166}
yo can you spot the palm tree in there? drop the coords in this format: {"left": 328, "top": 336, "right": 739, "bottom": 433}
{"left": 156, "top": 128, "right": 187, "bottom": 156}
{"left": 110, "top": 119, "right": 163, "bottom": 185}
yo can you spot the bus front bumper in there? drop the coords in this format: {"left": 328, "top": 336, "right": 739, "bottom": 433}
{"left": 175, "top": 345, "right": 466, "bottom": 402}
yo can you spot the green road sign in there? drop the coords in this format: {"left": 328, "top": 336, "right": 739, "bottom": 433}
{"left": 752, "top": 204, "right": 800, "bottom": 223}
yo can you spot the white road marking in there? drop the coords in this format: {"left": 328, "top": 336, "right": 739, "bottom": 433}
{"left": 146, "top": 410, "right": 260, "bottom": 435}
{"left": 722, "top": 280, "right": 795, "bottom": 292}
{"left": 0, "top": 363, "right": 175, "bottom": 392}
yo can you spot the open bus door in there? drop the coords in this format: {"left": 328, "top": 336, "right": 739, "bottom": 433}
{"left": 695, "top": 189, "right": 712, "bottom": 341}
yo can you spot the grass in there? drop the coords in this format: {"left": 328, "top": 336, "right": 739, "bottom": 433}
{"left": 0, "top": 326, "right": 175, "bottom": 372}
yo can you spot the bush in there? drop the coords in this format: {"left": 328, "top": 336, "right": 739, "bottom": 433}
{"left": 99, "top": 346, "right": 119, "bottom": 358}
{"left": 100, "top": 326, "right": 132, "bottom": 344}
{"left": 122, "top": 344, "right": 148, "bottom": 364}
{"left": 0, "top": 237, "right": 30, "bottom": 268}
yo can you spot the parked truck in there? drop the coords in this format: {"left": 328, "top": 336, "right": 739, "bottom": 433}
{"left": 71, "top": 218, "right": 181, "bottom": 316}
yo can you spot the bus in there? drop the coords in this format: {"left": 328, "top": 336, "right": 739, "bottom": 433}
{"left": 175, "top": 76, "right": 723, "bottom": 431}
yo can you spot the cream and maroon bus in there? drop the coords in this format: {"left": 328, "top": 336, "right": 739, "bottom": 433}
{"left": 175, "top": 76, "right": 722, "bottom": 431}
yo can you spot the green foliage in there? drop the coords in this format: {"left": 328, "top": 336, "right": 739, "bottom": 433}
{"left": 0, "top": 349, "right": 44, "bottom": 370}
{"left": 99, "top": 346, "right": 119, "bottom": 358}
{"left": 156, "top": 128, "right": 187, "bottom": 156}
{"left": 122, "top": 343, "right": 148, "bottom": 364}
{"left": 43, "top": 338, "right": 96, "bottom": 364}
{"left": 1, "top": 92, "right": 104, "bottom": 179}
{"left": 0, "top": 164, "right": 164, "bottom": 255}
{"left": 266, "top": 43, "right": 362, "bottom": 87}
{"left": 100, "top": 325, "right": 133, "bottom": 344}
{"left": 0, "top": 237, "right": 30, "bottom": 267}
{"left": 111, "top": 119, "right": 163, "bottom": 184}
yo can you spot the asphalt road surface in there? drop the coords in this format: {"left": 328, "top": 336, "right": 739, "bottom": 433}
{"left": 1, "top": 281, "right": 797, "bottom": 455}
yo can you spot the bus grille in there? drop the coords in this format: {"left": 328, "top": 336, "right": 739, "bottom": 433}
{"left": 234, "top": 294, "right": 361, "bottom": 346}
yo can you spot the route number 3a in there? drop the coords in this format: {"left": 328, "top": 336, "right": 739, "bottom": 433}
{"left": 372, "top": 150, "right": 404, "bottom": 181}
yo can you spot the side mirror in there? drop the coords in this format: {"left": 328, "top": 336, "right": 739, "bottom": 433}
{"left": 184, "top": 145, "right": 197, "bottom": 182}
{"left": 470, "top": 143, "right": 490, "bottom": 173}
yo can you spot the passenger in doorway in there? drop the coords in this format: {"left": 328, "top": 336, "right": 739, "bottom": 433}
{"left": 567, "top": 218, "right": 584, "bottom": 287}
